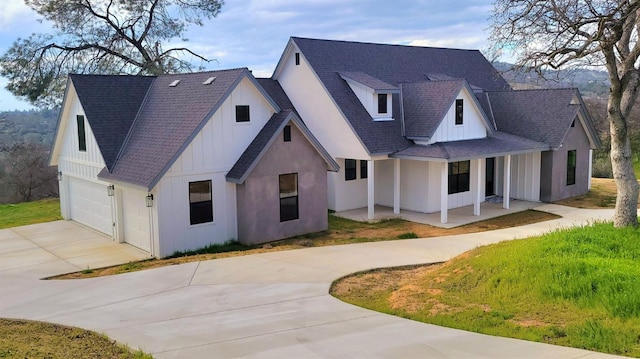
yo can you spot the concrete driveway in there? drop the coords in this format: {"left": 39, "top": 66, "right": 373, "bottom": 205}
{"left": 0, "top": 205, "right": 625, "bottom": 358}
{"left": 0, "top": 220, "right": 150, "bottom": 279}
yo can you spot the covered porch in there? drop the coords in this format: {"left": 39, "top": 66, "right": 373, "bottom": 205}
{"left": 334, "top": 199, "right": 540, "bottom": 228}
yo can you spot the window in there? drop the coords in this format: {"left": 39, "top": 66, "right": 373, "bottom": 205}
{"left": 567, "top": 150, "right": 577, "bottom": 185}
{"left": 235, "top": 105, "right": 250, "bottom": 122}
{"left": 455, "top": 99, "right": 463, "bottom": 125}
{"left": 571, "top": 119, "right": 576, "bottom": 127}
{"left": 378, "top": 93, "right": 388, "bottom": 114}
{"left": 345, "top": 159, "right": 357, "bottom": 181}
{"left": 295, "top": 52, "right": 300, "bottom": 65}
{"left": 280, "top": 173, "right": 298, "bottom": 221}
{"left": 448, "top": 160, "right": 470, "bottom": 194}
{"left": 360, "top": 160, "right": 368, "bottom": 179}
{"left": 189, "top": 180, "right": 213, "bottom": 225}
{"left": 283, "top": 125, "right": 291, "bottom": 142}
{"left": 77, "top": 115, "right": 87, "bottom": 152}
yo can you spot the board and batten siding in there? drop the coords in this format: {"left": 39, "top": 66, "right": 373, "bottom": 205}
{"left": 495, "top": 153, "right": 542, "bottom": 202}
{"left": 329, "top": 158, "right": 368, "bottom": 212}
{"left": 343, "top": 79, "right": 393, "bottom": 120}
{"left": 428, "top": 87, "right": 487, "bottom": 144}
{"left": 154, "top": 76, "right": 276, "bottom": 257}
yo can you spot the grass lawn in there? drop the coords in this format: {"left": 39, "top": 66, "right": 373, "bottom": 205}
{"left": 0, "top": 318, "right": 151, "bottom": 358}
{"left": 332, "top": 221, "right": 640, "bottom": 357}
{"left": 0, "top": 198, "right": 62, "bottom": 229}
{"left": 54, "top": 209, "right": 558, "bottom": 279}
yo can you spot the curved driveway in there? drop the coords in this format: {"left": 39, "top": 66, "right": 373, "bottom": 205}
{"left": 0, "top": 204, "right": 625, "bottom": 358}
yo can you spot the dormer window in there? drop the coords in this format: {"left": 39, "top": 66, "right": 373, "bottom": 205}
{"left": 455, "top": 99, "right": 463, "bottom": 125}
{"left": 378, "top": 94, "right": 388, "bottom": 114}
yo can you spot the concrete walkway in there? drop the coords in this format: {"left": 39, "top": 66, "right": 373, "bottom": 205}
{"left": 0, "top": 205, "right": 625, "bottom": 358}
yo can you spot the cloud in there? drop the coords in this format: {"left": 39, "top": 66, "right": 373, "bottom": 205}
{"left": 0, "top": 1, "right": 37, "bottom": 30}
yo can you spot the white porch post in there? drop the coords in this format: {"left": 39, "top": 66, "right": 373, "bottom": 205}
{"left": 441, "top": 162, "right": 448, "bottom": 223}
{"left": 393, "top": 158, "right": 400, "bottom": 214}
{"left": 472, "top": 158, "right": 482, "bottom": 216}
{"left": 503, "top": 154, "right": 511, "bottom": 209}
{"left": 588, "top": 149, "right": 593, "bottom": 190}
{"left": 368, "top": 160, "right": 375, "bottom": 220}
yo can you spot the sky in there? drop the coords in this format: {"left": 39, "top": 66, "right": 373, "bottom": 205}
{"left": 0, "top": 0, "right": 499, "bottom": 111}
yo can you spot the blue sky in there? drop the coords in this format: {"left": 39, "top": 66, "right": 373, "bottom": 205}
{"left": 0, "top": 0, "right": 498, "bottom": 111}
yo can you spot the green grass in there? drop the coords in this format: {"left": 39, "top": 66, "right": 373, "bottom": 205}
{"left": 332, "top": 222, "right": 640, "bottom": 357}
{"left": 0, "top": 198, "right": 62, "bottom": 229}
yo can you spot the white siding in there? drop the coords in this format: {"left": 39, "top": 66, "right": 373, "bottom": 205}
{"left": 120, "top": 186, "right": 151, "bottom": 252}
{"left": 509, "top": 152, "right": 541, "bottom": 202}
{"left": 400, "top": 160, "right": 430, "bottom": 212}
{"left": 429, "top": 87, "right": 487, "bottom": 144}
{"left": 154, "top": 77, "right": 274, "bottom": 257}
{"left": 330, "top": 158, "right": 368, "bottom": 212}
{"left": 343, "top": 79, "right": 393, "bottom": 120}
{"left": 275, "top": 45, "right": 369, "bottom": 160}
{"left": 375, "top": 159, "right": 395, "bottom": 207}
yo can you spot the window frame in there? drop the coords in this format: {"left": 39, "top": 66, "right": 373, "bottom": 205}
{"left": 567, "top": 150, "right": 577, "bottom": 186}
{"left": 279, "top": 173, "right": 299, "bottom": 222}
{"left": 235, "top": 105, "right": 250, "bottom": 123}
{"left": 377, "top": 93, "right": 388, "bottom": 114}
{"left": 189, "top": 180, "right": 213, "bottom": 225}
{"left": 283, "top": 125, "right": 291, "bottom": 142}
{"left": 360, "top": 160, "right": 368, "bottom": 179}
{"left": 448, "top": 160, "right": 470, "bottom": 194}
{"left": 455, "top": 99, "right": 464, "bottom": 125}
{"left": 295, "top": 52, "right": 300, "bottom": 65}
{"left": 344, "top": 159, "right": 357, "bottom": 181}
{"left": 77, "top": 115, "right": 87, "bottom": 152}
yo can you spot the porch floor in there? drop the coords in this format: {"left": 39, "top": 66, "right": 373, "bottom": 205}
{"left": 333, "top": 199, "right": 541, "bottom": 229}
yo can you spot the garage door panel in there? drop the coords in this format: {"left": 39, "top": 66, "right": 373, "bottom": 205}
{"left": 122, "top": 189, "right": 151, "bottom": 252}
{"left": 68, "top": 177, "right": 113, "bottom": 236}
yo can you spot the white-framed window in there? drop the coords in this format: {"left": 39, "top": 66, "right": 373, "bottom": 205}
{"left": 189, "top": 180, "right": 213, "bottom": 225}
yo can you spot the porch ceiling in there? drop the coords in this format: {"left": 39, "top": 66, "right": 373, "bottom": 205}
{"left": 391, "top": 131, "right": 549, "bottom": 162}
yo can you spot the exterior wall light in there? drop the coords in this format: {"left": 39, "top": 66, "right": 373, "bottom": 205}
{"left": 145, "top": 193, "right": 154, "bottom": 207}
{"left": 57, "top": 171, "right": 62, "bottom": 181}
{"left": 107, "top": 184, "right": 115, "bottom": 196}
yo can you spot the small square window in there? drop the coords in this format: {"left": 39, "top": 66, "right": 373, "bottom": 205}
{"left": 360, "top": 160, "right": 368, "bottom": 179}
{"left": 189, "top": 180, "right": 213, "bottom": 225}
{"left": 345, "top": 159, "right": 356, "bottom": 181}
{"left": 236, "top": 105, "right": 250, "bottom": 122}
{"left": 77, "top": 115, "right": 87, "bottom": 152}
{"left": 455, "top": 99, "right": 463, "bottom": 125}
{"left": 283, "top": 125, "right": 291, "bottom": 142}
{"left": 295, "top": 52, "right": 300, "bottom": 65}
{"left": 378, "top": 94, "right": 387, "bottom": 114}
{"left": 279, "top": 173, "right": 298, "bottom": 222}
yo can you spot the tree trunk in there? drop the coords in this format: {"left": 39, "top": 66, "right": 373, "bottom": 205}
{"left": 608, "top": 102, "right": 639, "bottom": 227}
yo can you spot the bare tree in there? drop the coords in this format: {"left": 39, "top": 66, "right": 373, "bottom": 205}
{"left": 1, "top": 143, "right": 58, "bottom": 202}
{"left": 0, "top": 0, "right": 224, "bottom": 108}
{"left": 491, "top": 0, "right": 640, "bottom": 227}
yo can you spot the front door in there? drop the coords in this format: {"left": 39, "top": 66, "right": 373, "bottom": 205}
{"left": 485, "top": 157, "right": 495, "bottom": 196}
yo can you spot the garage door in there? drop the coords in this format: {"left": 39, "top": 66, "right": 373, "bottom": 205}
{"left": 121, "top": 188, "right": 151, "bottom": 252}
{"left": 68, "top": 177, "right": 113, "bottom": 236}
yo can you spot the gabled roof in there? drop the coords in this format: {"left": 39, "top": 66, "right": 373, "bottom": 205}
{"left": 401, "top": 79, "right": 493, "bottom": 140}
{"left": 391, "top": 131, "right": 550, "bottom": 162}
{"left": 99, "top": 68, "right": 259, "bottom": 189}
{"left": 256, "top": 78, "right": 297, "bottom": 112}
{"left": 339, "top": 72, "right": 398, "bottom": 92}
{"left": 226, "top": 110, "right": 339, "bottom": 184}
{"left": 489, "top": 88, "right": 600, "bottom": 149}
{"left": 280, "top": 37, "right": 511, "bottom": 155}
{"left": 70, "top": 74, "right": 154, "bottom": 171}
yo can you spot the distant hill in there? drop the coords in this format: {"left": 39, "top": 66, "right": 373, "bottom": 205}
{"left": 492, "top": 62, "right": 610, "bottom": 97}
{"left": 0, "top": 109, "right": 59, "bottom": 148}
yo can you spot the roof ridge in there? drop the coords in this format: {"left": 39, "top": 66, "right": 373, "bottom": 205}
{"left": 489, "top": 87, "right": 578, "bottom": 93}
{"left": 291, "top": 36, "right": 481, "bottom": 52}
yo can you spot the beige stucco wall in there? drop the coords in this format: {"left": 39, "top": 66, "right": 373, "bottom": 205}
{"left": 236, "top": 123, "right": 329, "bottom": 245}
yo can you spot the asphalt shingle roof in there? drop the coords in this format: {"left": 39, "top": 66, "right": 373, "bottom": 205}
{"left": 291, "top": 37, "right": 511, "bottom": 155}
{"left": 99, "top": 68, "right": 248, "bottom": 189}
{"left": 401, "top": 80, "right": 465, "bottom": 139}
{"left": 256, "top": 78, "right": 295, "bottom": 111}
{"left": 489, "top": 88, "right": 581, "bottom": 149}
{"left": 339, "top": 72, "right": 398, "bottom": 91}
{"left": 70, "top": 74, "right": 154, "bottom": 171}
{"left": 391, "top": 131, "right": 550, "bottom": 161}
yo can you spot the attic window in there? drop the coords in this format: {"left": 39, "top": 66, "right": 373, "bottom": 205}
{"left": 378, "top": 94, "right": 388, "bottom": 114}
{"left": 283, "top": 125, "right": 291, "bottom": 142}
{"left": 202, "top": 77, "right": 216, "bottom": 85}
{"left": 235, "top": 105, "right": 250, "bottom": 122}
{"left": 571, "top": 119, "right": 576, "bottom": 127}
{"left": 169, "top": 79, "right": 181, "bottom": 87}
{"left": 295, "top": 52, "right": 300, "bottom": 65}
{"left": 455, "top": 99, "right": 463, "bottom": 125}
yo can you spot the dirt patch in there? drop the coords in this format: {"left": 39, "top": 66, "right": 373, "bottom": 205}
{"left": 555, "top": 178, "right": 640, "bottom": 209}
{"left": 511, "top": 319, "right": 548, "bottom": 328}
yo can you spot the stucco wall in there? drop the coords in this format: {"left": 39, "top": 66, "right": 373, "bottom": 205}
{"left": 540, "top": 118, "right": 591, "bottom": 202}
{"left": 236, "top": 124, "right": 329, "bottom": 245}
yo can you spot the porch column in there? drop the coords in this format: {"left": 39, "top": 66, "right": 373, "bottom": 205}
{"left": 588, "top": 149, "right": 593, "bottom": 190}
{"left": 393, "top": 158, "right": 400, "bottom": 214}
{"left": 368, "top": 160, "right": 375, "bottom": 220}
{"left": 503, "top": 154, "right": 511, "bottom": 209}
{"left": 472, "top": 158, "right": 482, "bottom": 216}
{"left": 441, "top": 162, "right": 448, "bottom": 223}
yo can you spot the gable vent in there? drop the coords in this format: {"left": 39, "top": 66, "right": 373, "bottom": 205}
{"left": 168, "top": 79, "right": 181, "bottom": 87}
{"left": 203, "top": 76, "right": 216, "bottom": 85}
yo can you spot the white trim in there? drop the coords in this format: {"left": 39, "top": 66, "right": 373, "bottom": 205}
{"left": 59, "top": 156, "right": 106, "bottom": 169}
{"left": 367, "top": 160, "right": 375, "bottom": 220}
{"left": 393, "top": 159, "right": 400, "bottom": 214}
{"left": 472, "top": 158, "right": 482, "bottom": 216}
{"left": 503, "top": 154, "right": 511, "bottom": 209}
{"left": 588, "top": 149, "right": 593, "bottom": 190}
{"left": 440, "top": 162, "right": 448, "bottom": 223}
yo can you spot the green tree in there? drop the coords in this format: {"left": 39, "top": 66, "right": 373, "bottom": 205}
{"left": 491, "top": 0, "right": 640, "bottom": 227}
{"left": 0, "top": 0, "right": 224, "bottom": 108}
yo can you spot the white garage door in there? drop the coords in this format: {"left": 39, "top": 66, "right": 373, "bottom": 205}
{"left": 68, "top": 177, "right": 113, "bottom": 236}
{"left": 121, "top": 188, "right": 151, "bottom": 252}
